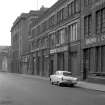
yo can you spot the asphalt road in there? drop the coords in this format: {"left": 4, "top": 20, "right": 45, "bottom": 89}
{"left": 0, "top": 72, "right": 105, "bottom": 105}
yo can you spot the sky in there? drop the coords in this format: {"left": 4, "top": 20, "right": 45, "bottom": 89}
{"left": 0, "top": 0, "right": 58, "bottom": 46}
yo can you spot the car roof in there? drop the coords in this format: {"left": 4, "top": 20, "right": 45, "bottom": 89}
{"left": 56, "top": 71, "right": 71, "bottom": 74}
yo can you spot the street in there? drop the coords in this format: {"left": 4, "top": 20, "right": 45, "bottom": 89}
{"left": 0, "top": 72, "right": 105, "bottom": 105}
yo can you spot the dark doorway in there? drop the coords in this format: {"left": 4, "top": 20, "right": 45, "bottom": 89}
{"left": 50, "top": 60, "right": 54, "bottom": 75}
{"left": 83, "top": 49, "right": 89, "bottom": 80}
{"left": 70, "top": 52, "right": 78, "bottom": 75}
{"left": 57, "top": 53, "right": 64, "bottom": 70}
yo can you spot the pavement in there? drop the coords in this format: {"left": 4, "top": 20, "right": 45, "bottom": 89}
{"left": 76, "top": 81, "right": 105, "bottom": 92}
{"left": 18, "top": 74, "right": 105, "bottom": 92}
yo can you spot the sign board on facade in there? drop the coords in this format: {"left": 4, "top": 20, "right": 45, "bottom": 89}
{"left": 86, "top": 37, "right": 97, "bottom": 45}
{"left": 86, "top": 35, "right": 105, "bottom": 45}
{"left": 50, "top": 46, "right": 68, "bottom": 54}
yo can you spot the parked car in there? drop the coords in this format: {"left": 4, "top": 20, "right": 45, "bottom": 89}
{"left": 50, "top": 71, "right": 78, "bottom": 86}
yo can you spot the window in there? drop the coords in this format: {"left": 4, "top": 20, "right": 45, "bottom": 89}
{"left": 38, "top": 40, "right": 42, "bottom": 49}
{"left": 72, "top": 24, "right": 76, "bottom": 41}
{"left": 36, "top": 40, "right": 39, "bottom": 49}
{"left": 60, "top": 29, "right": 65, "bottom": 44}
{"left": 84, "top": 0, "right": 92, "bottom": 6}
{"left": 37, "top": 25, "right": 40, "bottom": 35}
{"left": 61, "top": 8, "right": 64, "bottom": 20}
{"left": 68, "top": 3, "right": 72, "bottom": 16}
{"left": 68, "top": 1, "right": 75, "bottom": 16}
{"left": 43, "top": 21, "right": 47, "bottom": 31}
{"left": 96, "top": 8, "right": 105, "bottom": 34}
{"left": 63, "top": 72, "right": 71, "bottom": 76}
{"left": 56, "top": 31, "right": 60, "bottom": 45}
{"left": 57, "top": 8, "right": 64, "bottom": 23}
{"left": 68, "top": 0, "right": 80, "bottom": 17}
{"left": 45, "top": 38, "right": 48, "bottom": 48}
{"left": 63, "top": 6, "right": 68, "bottom": 19}
{"left": 96, "top": 11, "right": 101, "bottom": 34}
{"left": 49, "top": 33, "right": 55, "bottom": 48}
{"left": 88, "top": 0, "right": 92, "bottom": 5}
{"left": 84, "top": 15, "right": 92, "bottom": 37}
{"left": 75, "top": 0, "right": 80, "bottom": 13}
{"left": 32, "top": 41, "right": 36, "bottom": 49}
{"left": 88, "top": 15, "right": 92, "bottom": 35}
{"left": 56, "top": 29, "right": 66, "bottom": 45}
{"left": 41, "top": 22, "right": 46, "bottom": 32}
{"left": 68, "top": 23, "right": 78, "bottom": 42}
{"left": 71, "top": 2, "right": 75, "bottom": 15}
{"left": 102, "top": 8, "right": 105, "bottom": 33}
{"left": 32, "top": 28, "right": 36, "bottom": 37}
{"left": 42, "top": 37, "right": 48, "bottom": 49}
{"left": 49, "top": 15, "right": 55, "bottom": 27}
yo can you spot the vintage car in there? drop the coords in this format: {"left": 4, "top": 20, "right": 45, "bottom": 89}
{"left": 50, "top": 71, "right": 78, "bottom": 86}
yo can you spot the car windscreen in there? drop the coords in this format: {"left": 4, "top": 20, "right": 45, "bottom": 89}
{"left": 63, "top": 72, "right": 71, "bottom": 76}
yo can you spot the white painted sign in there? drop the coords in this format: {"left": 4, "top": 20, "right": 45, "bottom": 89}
{"left": 86, "top": 35, "right": 105, "bottom": 45}
{"left": 50, "top": 46, "right": 68, "bottom": 54}
{"left": 86, "top": 37, "right": 97, "bottom": 45}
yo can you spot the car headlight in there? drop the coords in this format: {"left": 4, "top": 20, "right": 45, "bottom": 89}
{"left": 76, "top": 78, "right": 79, "bottom": 81}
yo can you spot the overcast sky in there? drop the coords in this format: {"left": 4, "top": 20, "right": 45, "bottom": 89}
{"left": 0, "top": 0, "right": 57, "bottom": 46}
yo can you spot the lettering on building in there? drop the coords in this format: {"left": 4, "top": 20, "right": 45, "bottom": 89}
{"left": 86, "top": 37, "right": 97, "bottom": 45}
{"left": 50, "top": 46, "right": 68, "bottom": 54}
{"left": 86, "top": 35, "right": 105, "bottom": 45}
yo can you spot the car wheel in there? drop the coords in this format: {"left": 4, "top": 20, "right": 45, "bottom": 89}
{"left": 70, "top": 84, "right": 74, "bottom": 87}
{"left": 51, "top": 81, "right": 54, "bottom": 85}
{"left": 50, "top": 78, "right": 51, "bottom": 82}
{"left": 56, "top": 81, "right": 59, "bottom": 85}
{"left": 57, "top": 81, "right": 62, "bottom": 86}
{"left": 50, "top": 78, "right": 54, "bottom": 85}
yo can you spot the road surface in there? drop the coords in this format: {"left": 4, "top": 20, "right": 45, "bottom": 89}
{"left": 0, "top": 72, "right": 105, "bottom": 105}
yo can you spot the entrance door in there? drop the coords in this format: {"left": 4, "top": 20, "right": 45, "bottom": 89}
{"left": 50, "top": 60, "right": 54, "bottom": 75}
{"left": 36, "top": 57, "right": 40, "bottom": 75}
{"left": 58, "top": 53, "right": 64, "bottom": 70}
{"left": 71, "top": 52, "right": 78, "bottom": 75}
{"left": 83, "top": 49, "right": 89, "bottom": 80}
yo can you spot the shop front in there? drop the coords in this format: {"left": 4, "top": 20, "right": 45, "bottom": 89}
{"left": 69, "top": 43, "right": 81, "bottom": 77}
{"left": 49, "top": 45, "right": 69, "bottom": 74}
{"left": 83, "top": 35, "right": 105, "bottom": 83}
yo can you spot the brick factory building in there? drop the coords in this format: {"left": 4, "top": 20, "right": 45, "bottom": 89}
{"left": 81, "top": 0, "right": 105, "bottom": 83}
{"left": 11, "top": 9, "right": 47, "bottom": 74}
{"left": 10, "top": 0, "right": 105, "bottom": 84}
{"left": 29, "top": 0, "right": 81, "bottom": 77}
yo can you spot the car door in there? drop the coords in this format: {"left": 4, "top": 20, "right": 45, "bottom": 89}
{"left": 51, "top": 72, "right": 57, "bottom": 83}
{"left": 53, "top": 71, "right": 59, "bottom": 83}
{"left": 55, "top": 71, "right": 63, "bottom": 82}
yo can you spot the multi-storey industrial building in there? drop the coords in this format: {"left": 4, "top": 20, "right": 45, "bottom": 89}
{"left": 11, "top": 9, "right": 47, "bottom": 74}
{"left": 11, "top": 0, "right": 105, "bottom": 84}
{"left": 81, "top": 0, "right": 105, "bottom": 83}
{"left": 30, "top": 0, "right": 81, "bottom": 77}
